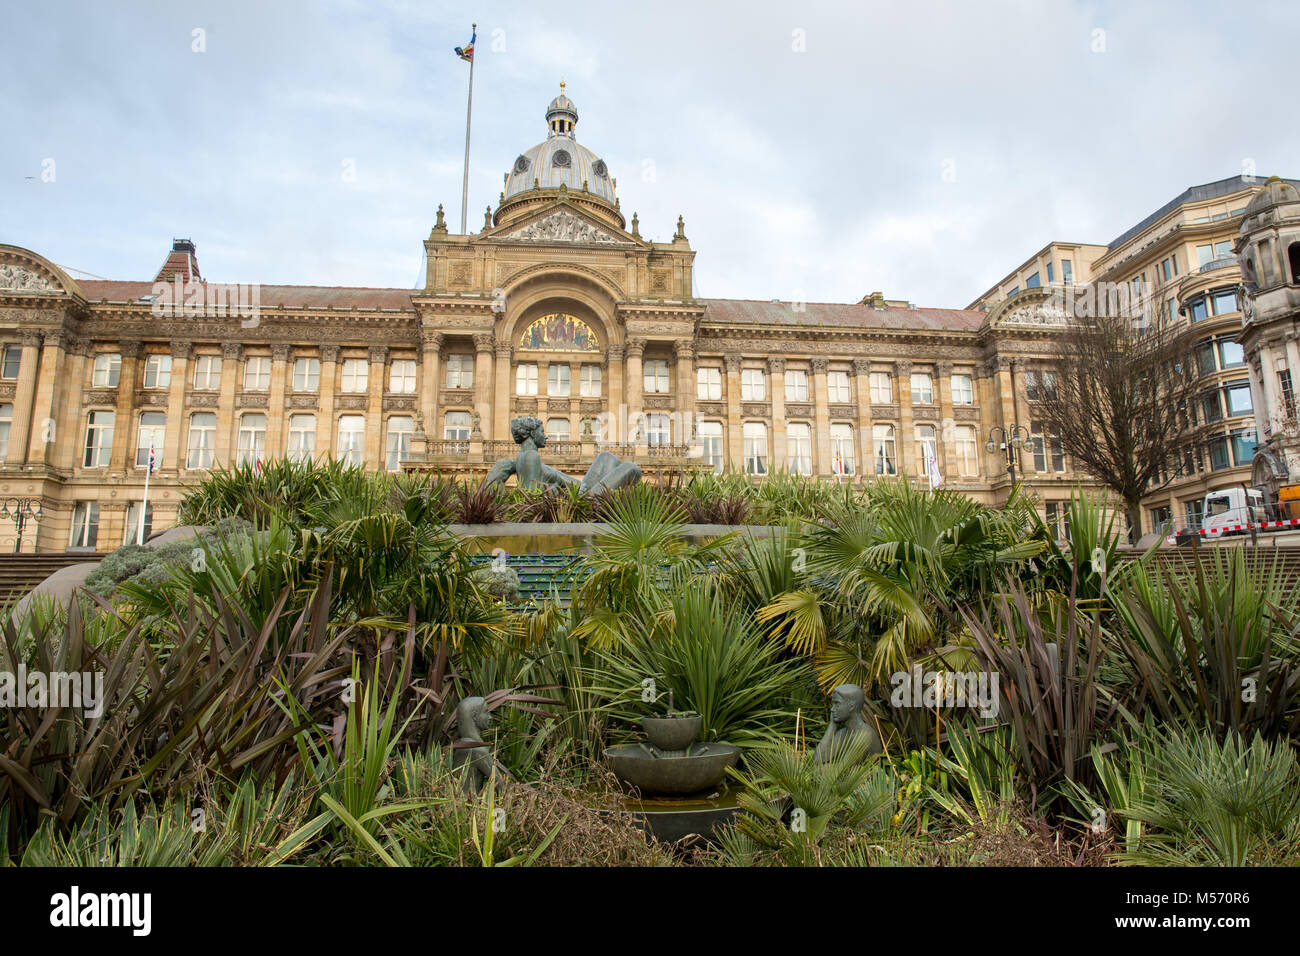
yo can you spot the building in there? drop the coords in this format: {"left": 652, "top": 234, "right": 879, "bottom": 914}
{"left": 0, "top": 86, "right": 1288, "bottom": 552}
{"left": 973, "top": 175, "right": 1300, "bottom": 536}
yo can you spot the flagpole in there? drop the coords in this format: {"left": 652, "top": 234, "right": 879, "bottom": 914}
{"left": 460, "top": 22, "right": 476, "bottom": 236}
{"left": 137, "top": 445, "right": 152, "bottom": 545}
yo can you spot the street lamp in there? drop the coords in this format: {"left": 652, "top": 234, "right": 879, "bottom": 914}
{"left": 985, "top": 425, "right": 1033, "bottom": 485}
{"left": 0, "top": 497, "right": 42, "bottom": 553}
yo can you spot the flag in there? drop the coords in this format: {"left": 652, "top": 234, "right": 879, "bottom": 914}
{"left": 454, "top": 29, "right": 475, "bottom": 62}
{"left": 147, "top": 442, "right": 156, "bottom": 476}
{"left": 926, "top": 445, "right": 944, "bottom": 487}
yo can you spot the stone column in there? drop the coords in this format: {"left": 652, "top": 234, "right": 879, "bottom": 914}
{"left": 319, "top": 344, "right": 339, "bottom": 457}
{"left": 936, "top": 360, "right": 954, "bottom": 478}
{"left": 53, "top": 338, "right": 89, "bottom": 472}
{"left": 163, "top": 339, "right": 192, "bottom": 474}
{"left": 266, "top": 344, "right": 291, "bottom": 459}
{"left": 853, "top": 359, "right": 872, "bottom": 478}
{"left": 625, "top": 337, "right": 645, "bottom": 444}
{"left": 1009, "top": 359, "right": 1032, "bottom": 478}
{"left": 675, "top": 341, "right": 695, "bottom": 448}
{"left": 6, "top": 330, "right": 44, "bottom": 466}
{"left": 26, "top": 331, "right": 70, "bottom": 465}
{"left": 213, "top": 342, "right": 241, "bottom": 467}
{"left": 110, "top": 339, "right": 142, "bottom": 473}
{"left": 420, "top": 331, "right": 443, "bottom": 442}
{"left": 768, "top": 357, "right": 787, "bottom": 470}
{"left": 724, "top": 352, "right": 743, "bottom": 468}
{"left": 569, "top": 359, "right": 583, "bottom": 440}
{"left": 894, "top": 359, "right": 914, "bottom": 481}
{"left": 492, "top": 339, "right": 511, "bottom": 441}
{"left": 606, "top": 344, "right": 625, "bottom": 444}
{"left": 811, "top": 357, "right": 831, "bottom": 476}
{"left": 365, "top": 345, "right": 388, "bottom": 466}
{"left": 471, "top": 333, "right": 494, "bottom": 440}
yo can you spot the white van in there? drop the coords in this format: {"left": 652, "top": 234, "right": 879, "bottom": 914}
{"left": 1201, "top": 487, "right": 1266, "bottom": 537}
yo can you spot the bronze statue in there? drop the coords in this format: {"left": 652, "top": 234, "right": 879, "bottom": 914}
{"left": 813, "top": 683, "right": 882, "bottom": 763}
{"left": 451, "top": 696, "right": 495, "bottom": 794}
{"left": 483, "top": 416, "right": 640, "bottom": 494}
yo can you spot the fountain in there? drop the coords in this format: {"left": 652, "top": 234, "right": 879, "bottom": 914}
{"left": 602, "top": 693, "right": 741, "bottom": 842}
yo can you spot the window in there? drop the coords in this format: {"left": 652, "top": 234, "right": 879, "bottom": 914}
{"left": 1196, "top": 342, "right": 1218, "bottom": 377}
{"left": 1188, "top": 295, "right": 1209, "bottom": 322}
{"left": 743, "top": 422, "right": 768, "bottom": 475}
{"left": 143, "top": 354, "right": 172, "bottom": 389}
{"left": 740, "top": 368, "right": 766, "bottom": 401}
{"left": 785, "top": 369, "right": 809, "bottom": 402}
{"left": 548, "top": 363, "right": 571, "bottom": 396}
{"left": 872, "top": 425, "right": 897, "bottom": 475}
{"left": 192, "top": 354, "right": 222, "bottom": 389}
{"left": 69, "top": 502, "right": 99, "bottom": 550}
{"left": 445, "top": 354, "right": 473, "bottom": 388}
{"left": 135, "top": 412, "right": 165, "bottom": 468}
{"left": 1217, "top": 339, "right": 1244, "bottom": 368}
{"left": 389, "top": 359, "right": 417, "bottom": 393}
{"left": 237, "top": 414, "right": 267, "bottom": 465}
{"left": 951, "top": 373, "right": 974, "bottom": 405}
{"left": 443, "top": 411, "right": 471, "bottom": 441}
{"left": 337, "top": 415, "right": 366, "bottom": 465}
{"left": 1046, "top": 262, "right": 1055, "bottom": 283}
{"left": 1215, "top": 240, "right": 1232, "bottom": 259}
{"left": 910, "top": 373, "right": 933, "bottom": 404}
{"left": 1044, "top": 502, "right": 1070, "bottom": 543}
{"left": 644, "top": 359, "right": 670, "bottom": 394}
{"left": 827, "top": 370, "right": 852, "bottom": 403}
{"left": 516, "top": 363, "right": 538, "bottom": 395}
{"left": 699, "top": 421, "right": 724, "bottom": 473}
{"left": 187, "top": 413, "right": 216, "bottom": 469}
{"left": 1231, "top": 428, "right": 1258, "bottom": 466}
{"left": 293, "top": 357, "right": 320, "bottom": 391}
{"left": 830, "top": 423, "right": 854, "bottom": 475}
{"left": 1025, "top": 370, "right": 1057, "bottom": 402}
{"left": 1280, "top": 369, "right": 1296, "bottom": 420}
{"left": 1225, "top": 382, "right": 1253, "bottom": 416}
{"left": 340, "top": 358, "right": 368, "bottom": 393}
{"left": 1061, "top": 260, "right": 1073, "bottom": 284}
{"left": 386, "top": 416, "right": 414, "bottom": 470}
{"left": 1209, "top": 436, "right": 1231, "bottom": 471}
{"left": 697, "top": 367, "right": 722, "bottom": 400}
{"left": 0, "top": 404, "right": 10, "bottom": 459}
{"left": 787, "top": 423, "right": 812, "bottom": 475}
{"left": 915, "top": 424, "right": 937, "bottom": 475}
{"left": 83, "top": 410, "right": 114, "bottom": 467}
{"left": 869, "top": 372, "right": 892, "bottom": 404}
{"left": 955, "top": 425, "right": 978, "bottom": 476}
{"left": 1201, "top": 390, "right": 1223, "bottom": 423}
{"left": 1026, "top": 271, "right": 1041, "bottom": 288}
{"left": 580, "top": 364, "right": 602, "bottom": 397}
{"left": 287, "top": 414, "right": 316, "bottom": 461}
{"left": 240, "top": 356, "right": 270, "bottom": 391}
{"left": 1210, "top": 288, "right": 1238, "bottom": 316}
{"left": 92, "top": 353, "right": 121, "bottom": 387}
{"left": 1197, "top": 244, "right": 1214, "bottom": 266}
{"left": 1031, "top": 423, "right": 1065, "bottom": 473}
{"left": 546, "top": 417, "right": 571, "bottom": 442}
{"left": 124, "top": 501, "right": 153, "bottom": 545}
{"left": 0, "top": 345, "right": 20, "bottom": 380}
{"left": 646, "top": 413, "right": 669, "bottom": 446}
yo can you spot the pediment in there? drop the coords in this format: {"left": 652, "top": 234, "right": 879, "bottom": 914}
{"left": 486, "top": 205, "right": 634, "bottom": 247}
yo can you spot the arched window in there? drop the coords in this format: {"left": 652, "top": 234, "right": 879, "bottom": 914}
{"left": 1289, "top": 242, "right": 1300, "bottom": 285}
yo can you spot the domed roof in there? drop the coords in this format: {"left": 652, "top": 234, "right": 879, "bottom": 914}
{"left": 1245, "top": 177, "right": 1300, "bottom": 217}
{"left": 502, "top": 86, "right": 615, "bottom": 205}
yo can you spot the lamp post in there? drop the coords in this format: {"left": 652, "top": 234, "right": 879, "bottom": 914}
{"left": 0, "top": 497, "right": 42, "bottom": 553}
{"left": 985, "top": 425, "right": 1033, "bottom": 486}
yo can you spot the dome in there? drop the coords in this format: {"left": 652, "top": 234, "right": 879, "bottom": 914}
{"left": 502, "top": 85, "right": 616, "bottom": 205}
{"left": 1244, "top": 177, "right": 1300, "bottom": 218}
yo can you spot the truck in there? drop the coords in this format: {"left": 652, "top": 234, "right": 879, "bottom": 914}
{"left": 1197, "top": 484, "right": 1300, "bottom": 538}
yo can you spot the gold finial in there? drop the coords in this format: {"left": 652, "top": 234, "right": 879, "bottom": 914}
{"left": 560, "top": 79, "right": 565, "bottom": 95}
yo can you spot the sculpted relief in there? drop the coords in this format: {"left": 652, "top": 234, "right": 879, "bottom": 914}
{"left": 499, "top": 209, "right": 625, "bottom": 245}
{"left": 0, "top": 264, "right": 56, "bottom": 292}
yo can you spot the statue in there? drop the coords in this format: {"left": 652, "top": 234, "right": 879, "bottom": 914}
{"left": 813, "top": 683, "right": 882, "bottom": 764}
{"left": 451, "top": 696, "right": 495, "bottom": 794}
{"left": 482, "top": 416, "right": 641, "bottom": 494}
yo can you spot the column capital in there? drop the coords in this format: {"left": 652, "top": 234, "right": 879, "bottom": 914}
{"left": 936, "top": 360, "right": 953, "bottom": 377}
{"left": 271, "top": 343, "right": 292, "bottom": 362}
{"left": 606, "top": 344, "right": 625, "bottom": 363}
{"left": 421, "top": 330, "right": 445, "bottom": 354}
{"left": 320, "top": 344, "right": 340, "bottom": 363}
{"left": 811, "top": 357, "right": 829, "bottom": 374}
{"left": 724, "top": 352, "right": 743, "bottom": 374}
{"left": 852, "top": 358, "right": 872, "bottom": 376}
{"left": 368, "top": 344, "right": 389, "bottom": 364}
{"left": 473, "top": 332, "right": 495, "bottom": 353}
{"left": 221, "top": 341, "right": 243, "bottom": 360}
{"left": 495, "top": 341, "right": 513, "bottom": 360}
{"left": 673, "top": 339, "right": 695, "bottom": 360}
{"left": 170, "top": 339, "right": 194, "bottom": 360}
{"left": 894, "top": 359, "right": 913, "bottom": 376}
{"left": 20, "top": 329, "right": 46, "bottom": 349}
{"left": 626, "top": 337, "right": 646, "bottom": 358}
{"left": 766, "top": 356, "right": 786, "bottom": 374}
{"left": 119, "top": 338, "right": 143, "bottom": 358}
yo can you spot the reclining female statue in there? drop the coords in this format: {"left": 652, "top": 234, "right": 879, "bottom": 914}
{"left": 482, "top": 416, "right": 641, "bottom": 495}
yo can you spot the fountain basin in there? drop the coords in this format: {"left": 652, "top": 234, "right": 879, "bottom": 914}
{"left": 603, "top": 742, "right": 741, "bottom": 795}
{"left": 640, "top": 714, "right": 702, "bottom": 751}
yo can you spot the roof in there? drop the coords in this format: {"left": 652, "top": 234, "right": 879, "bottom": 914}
{"left": 76, "top": 280, "right": 415, "bottom": 311}
{"left": 1106, "top": 175, "right": 1300, "bottom": 251}
{"left": 701, "top": 298, "right": 985, "bottom": 333}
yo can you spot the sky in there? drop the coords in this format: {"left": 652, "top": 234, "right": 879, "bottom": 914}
{"left": 3, "top": 0, "right": 1297, "bottom": 309}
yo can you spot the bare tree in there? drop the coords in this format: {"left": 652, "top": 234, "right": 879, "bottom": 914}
{"left": 1035, "top": 304, "right": 1199, "bottom": 543}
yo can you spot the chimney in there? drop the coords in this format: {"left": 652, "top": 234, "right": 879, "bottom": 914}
{"left": 153, "top": 238, "right": 202, "bottom": 283}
